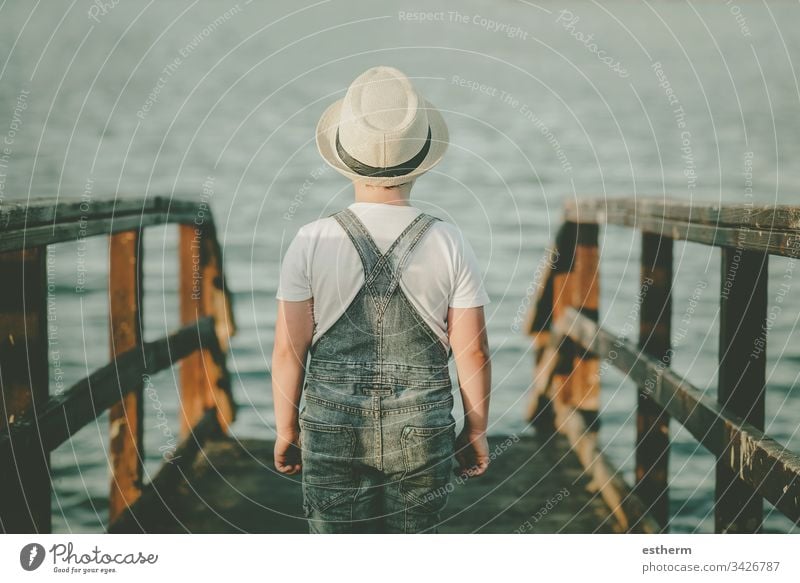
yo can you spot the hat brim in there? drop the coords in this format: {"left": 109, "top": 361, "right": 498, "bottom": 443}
{"left": 316, "top": 98, "right": 449, "bottom": 187}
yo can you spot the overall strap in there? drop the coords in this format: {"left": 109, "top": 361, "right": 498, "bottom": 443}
{"left": 332, "top": 208, "right": 440, "bottom": 314}
{"left": 332, "top": 208, "right": 383, "bottom": 276}
{"left": 379, "top": 212, "right": 439, "bottom": 315}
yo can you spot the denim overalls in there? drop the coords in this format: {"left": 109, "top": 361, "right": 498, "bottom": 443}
{"left": 299, "top": 208, "right": 455, "bottom": 533}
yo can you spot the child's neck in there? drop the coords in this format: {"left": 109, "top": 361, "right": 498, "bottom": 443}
{"left": 353, "top": 182, "right": 413, "bottom": 206}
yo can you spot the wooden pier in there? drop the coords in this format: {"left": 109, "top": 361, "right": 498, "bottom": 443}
{"left": 108, "top": 433, "right": 615, "bottom": 534}
{"left": 1, "top": 196, "right": 799, "bottom": 534}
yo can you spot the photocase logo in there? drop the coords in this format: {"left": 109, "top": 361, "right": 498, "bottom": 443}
{"left": 19, "top": 543, "right": 46, "bottom": 571}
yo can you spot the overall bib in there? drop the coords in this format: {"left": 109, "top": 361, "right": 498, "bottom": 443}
{"left": 300, "top": 208, "right": 455, "bottom": 533}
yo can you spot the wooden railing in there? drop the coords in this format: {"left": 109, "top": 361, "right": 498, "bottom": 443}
{"left": 526, "top": 197, "right": 800, "bottom": 533}
{"left": 0, "top": 196, "right": 236, "bottom": 533}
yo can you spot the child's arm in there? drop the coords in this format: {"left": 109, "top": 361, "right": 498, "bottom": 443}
{"left": 448, "top": 305, "right": 491, "bottom": 477}
{"left": 272, "top": 298, "right": 314, "bottom": 474}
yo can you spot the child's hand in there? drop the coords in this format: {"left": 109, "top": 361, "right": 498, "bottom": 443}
{"left": 454, "top": 428, "right": 490, "bottom": 478}
{"left": 274, "top": 428, "right": 302, "bottom": 475}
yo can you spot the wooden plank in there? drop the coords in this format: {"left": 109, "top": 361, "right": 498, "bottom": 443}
{"left": 634, "top": 199, "right": 800, "bottom": 231}
{"left": 549, "top": 399, "right": 661, "bottom": 533}
{"left": 565, "top": 197, "right": 800, "bottom": 231}
{"left": 179, "top": 223, "right": 235, "bottom": 437}
{"left": 108, "top": 230, "right": 144, "bottom": 524}
{"left": 715, "top": 248, "right": 768, "bottom": 533}
{"left": 557, "top": 308, "right": 800, "bottom": 524}
{"left": 0, "top": 196, "right": 203, "bottom": 231}
{"left": 625, "top": 214, "right": 797, "bottom": 258}
{"left": 0, "top": 197, "right": 156, "bottom": 231}
{"left": 0, "top": 248, "right": 50, "bottom": 533}
{"left": 0, "top": 318, "right": 221, "bottom": 459}
{"left": 0, "top": 197, "right": 209, "bottom": 252}
{"left": 0, "top": 214, "right": 165, "bottom": 253}
{"left": 635, "top": 233, "right": 673, "bottom": 530}
{"left": 564, "top": 202, "right": 800, "bottom": 259}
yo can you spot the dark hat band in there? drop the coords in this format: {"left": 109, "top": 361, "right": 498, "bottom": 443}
{"left": 335, "top": 126, "right": 432, "bottom": 178}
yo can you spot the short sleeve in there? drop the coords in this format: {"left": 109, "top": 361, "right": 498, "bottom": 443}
{"left": 449, "top": 233, "right": 490, "bottom": 308}
{"left": 276, "top": 228, "right": 313, "bottom": 301}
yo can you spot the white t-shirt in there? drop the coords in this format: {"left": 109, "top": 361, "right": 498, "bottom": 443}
{"left": 276, "top": 202, "right": 490, "bottom": 349}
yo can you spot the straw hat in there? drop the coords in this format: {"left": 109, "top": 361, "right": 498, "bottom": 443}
{"left": 316, "top": 66, "right": 449, "bottom": 187}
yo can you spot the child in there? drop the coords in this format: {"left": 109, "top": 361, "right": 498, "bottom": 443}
{"left": 271, "top": 66, "right": 491, "bottom": 533}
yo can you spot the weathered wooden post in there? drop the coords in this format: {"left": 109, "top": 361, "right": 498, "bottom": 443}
{"left": 0, "top": 248, "right": 50, "bottom": 533}
{"left": 548, "top": 222, "right": 578, "bottom": 411}
{"left": 108, "top": 230, "right": 144, "bottom": 523}
{"left": 179, "top": 218, "right": 234, "bottom": 437}
{"left": 525, "top": 221, "right": 577, "bottom": 427}
{"left": 715, "top": 248, "right": 767, "bottom": 533}
{"left": 526, "top": 214, "right": 600, "bottom": 431}
{"left": 636, "top": 232, "right": 673, "bottom": 530}
{"left": 569, "top": 222, "right": 600, "bottom": 419}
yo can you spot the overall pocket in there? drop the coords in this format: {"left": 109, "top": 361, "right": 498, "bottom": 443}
{"left": 399, "top": 421, "right": 456, "bottom": 513}
{"left": 299, "top": 418, "right": 357, "bottom": 513}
